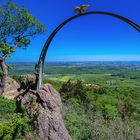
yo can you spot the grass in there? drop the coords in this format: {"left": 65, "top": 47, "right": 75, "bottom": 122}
{"left": 0, "top": 97, "right": 16, "bottom": 121}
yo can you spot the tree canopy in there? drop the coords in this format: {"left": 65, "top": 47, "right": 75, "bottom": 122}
{"left": 0, "top": 1, "right": 46, "bottom": 61}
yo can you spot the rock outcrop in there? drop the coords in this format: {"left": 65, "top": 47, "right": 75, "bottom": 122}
{"left": 3, "top": 77, "right": 20, "bottom": 99}
{"left": 18, "top": 74, "right": 36, "bottom": 91}
{"left": 16, "top": 84, "right": 72, "bottom": 140}
{"left": 3, "top": 75, "right": 36, "bottom": 99}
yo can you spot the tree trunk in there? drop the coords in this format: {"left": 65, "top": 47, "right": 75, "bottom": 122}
{"left": 0, "top": 60, "right": 8, "bottom": 96}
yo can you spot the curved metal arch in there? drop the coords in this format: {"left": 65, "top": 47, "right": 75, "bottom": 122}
{"left": 35, "top": 11, "right": 140, "bottom": 90}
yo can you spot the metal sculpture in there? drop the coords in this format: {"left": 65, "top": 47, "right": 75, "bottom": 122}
{"left": 35, "top": 11, "right": 140, "bottom": 90}
{"left": 74, "top": 4, "right": 90, "bottom": 14}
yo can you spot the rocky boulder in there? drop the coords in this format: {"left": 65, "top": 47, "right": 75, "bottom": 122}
{"left": 18, "top": 74, "right": 36, "bottom": 91}
{"left": 16, "top": 84, "right": 72, "bottom": 140}
{"left": 3, "top": 77, "right": 20, "bottom": 99}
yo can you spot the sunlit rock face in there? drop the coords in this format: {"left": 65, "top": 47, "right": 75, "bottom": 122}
{"left": 16, "top": 84, "right": 72, "bottom": 140}
{"left": 3, "top": 75, "right": 36, "bottom": 99}
{"left": 3, "top": 77, "right": 20, "bottom": 99}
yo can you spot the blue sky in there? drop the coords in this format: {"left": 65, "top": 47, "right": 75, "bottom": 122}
{"left": 6, "top": 0, "right": 140, "bottom": 62}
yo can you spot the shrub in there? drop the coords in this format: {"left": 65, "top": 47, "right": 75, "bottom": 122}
{"left": 60, "top": 80, "right": 88, "bottom": 103}
{"left": 0, "top": 114, "right": 31, "bottom": 140}
{"left": 0, "top": 97, "right": 33, "bottom": 139}
{"left": 63, "top": 98, "right": 92, "bottom": 140}
{"left": 92, "top": 113, "right": 140, "bottom": 140}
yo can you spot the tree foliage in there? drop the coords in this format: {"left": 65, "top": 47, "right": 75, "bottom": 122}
{"left": 0, "top": 1, "right": 46, "bottom": 60}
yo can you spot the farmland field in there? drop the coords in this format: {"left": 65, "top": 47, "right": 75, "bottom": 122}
{"left": 9, "top": 61, "right": 140, "bottom": 89}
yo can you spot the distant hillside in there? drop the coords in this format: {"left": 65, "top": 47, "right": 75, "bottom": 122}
{"left": 8, "top": 61, "right": 140, "bottom": 75}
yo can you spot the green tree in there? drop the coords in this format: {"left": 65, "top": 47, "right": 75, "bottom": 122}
{"left": 0, "top": 1, "right": 46, "bottom": 95}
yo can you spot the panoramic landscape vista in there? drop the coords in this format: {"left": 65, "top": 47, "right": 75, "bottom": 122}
{"left": 0, "top": 0, "right": 140, "bottom": 140}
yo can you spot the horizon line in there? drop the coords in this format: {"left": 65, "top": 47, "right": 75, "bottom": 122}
{"left": 7, "top": 60, "right": 140, "bottom": 63}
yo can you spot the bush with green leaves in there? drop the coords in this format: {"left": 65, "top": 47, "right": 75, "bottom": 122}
{"left": 0, "top": 97, "right": 33, "bottom": 140}
{"left": 0, "top": 114, "right": 31, "bottom": 140}
{"left": 63, "top": 98, "right": 92, "bottom": 140}
{"left": 59, "top": 79, "right": 140, "bottom": 140}
{"left": 60, "top": 80, "right": 88, "bottom": 103}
